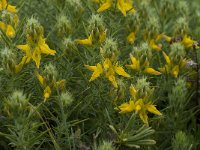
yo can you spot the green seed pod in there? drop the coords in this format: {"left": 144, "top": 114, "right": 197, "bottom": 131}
{"left": 101, "top": 38, "right": 118, "bottom": 61}
{"left": 3, "top": 91, "right": 29, "bottom": 118}
{"left": 56, "top": 14, "right": 72, "bottom": 38}
{"left": 1, "top": 47, "right": 17, "bottom": 75}
{"left": 88, "top": 14, "right": 105, "bottom": 33}
{"left": 60, "top": 91, "right": 74, "bottom": 107}
{"left": 43, "top": 63, "right": 58, "bottom": 83}
{"left": 97, "top": 141, "right": 115, "bottom": 150}
{"left": 26, "top": 17, "right": 44, "bottom": 44}
{"left": 135, "top": 77, "right": 153, "bottom": 99}
{"left": 169, "top": 43, "right": 185, "bottom": 62}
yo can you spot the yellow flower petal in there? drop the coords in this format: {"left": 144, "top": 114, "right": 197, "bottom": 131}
{"left": 15, "top": 56, "right": 28, "bottom": 73}
{"left": 182, "top": 35, "right": 195, "bottom": 48}
{"left": 97, "top": 1, "right": 112, "bottom": 13}
{"left": 54, "top": 80, "right": 65, "bottom": 89}
{"left": 117, "top": 0, "right": 127, "bottom": 16}
{"left": 44, "top": 86, "right": 51, "bottom": 101}
{"left": 114, "top": 66, "right": 130, "bottom": 77}
{"left": 127, "top": 32, "right": 136, "bottom": 44}
{"left": 36, "top": 72, "right": 45, "bottom": 86}
{"left": 146, "top": 104, "right": 162, "bottom": 116}
{"left": 144, "top": 68, "right": 161, "bottom": 75}
{"left": 84, "top": 65, "right": 97, "bottom": 71}
{"left": 89, "top": 63, "right": 103, "bottom": 81}
{"left": 0, "top": 21, "right": 6, "bottom": 31}
{"left": 32, "top": 48, "right": 41, "bottom": 68}
{"left": 6, "top": 25, "right": 15, "bottom": 38}
{"left": 129, "top": 84, "right": 137, "bottom": 98}
{"left": 162, "top": 51, "right": 171, "bottom": 64}
{"left": 118, "top": 100, "right": 135, "bottom": 113}
{"left": 126, "top": 54, "right": 140, "bottom": 70}
{"left": 16, "top": 44, "right": 30, "bottom": 52}
{"left": 39, "top": 38, "right": 56, "bottom": 55}
{"left": 75, "top": 34, "right": 93, "bottom": 46}
{"left": 99, "top": 30, "right": 107, "bottom": 43}
{"left": 149, "top": 39, "right": 161, "bottom": 51}
{"left": 171, "top": 65, "right": 179, "bottom": 78}
{"left": 7, "top": 5, "right": 17, "bottom": 13}
{"left": 139, "top": 111, "right": 148, "bottom": 124}
{"left": 107, "top": 74, "right": 118, "bottom": 88}
{"left": 162, "top": 34, "right": 172, "bottom": 42}
{"left": 103, "top": 58, "right": 112, "bottom": 70}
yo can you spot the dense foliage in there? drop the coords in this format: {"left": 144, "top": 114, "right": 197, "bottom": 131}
{"left": 0, "top": 0, "right": 200, "bottom": 149}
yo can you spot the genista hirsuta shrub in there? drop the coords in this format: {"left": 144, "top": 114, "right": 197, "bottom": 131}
{"left": 0, "top": 0, "right": 200, "bottom": 149}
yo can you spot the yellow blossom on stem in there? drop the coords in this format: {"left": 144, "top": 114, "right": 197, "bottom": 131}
{"left": 126, "top": 54, "right": 161, "bottom": 75}
{"left": 0, "top": 0, "right": 17, "bottom": 13}
{"left": 98, "top": 30, "right": 107, "bottom": 43}
{"left": 85, "top": 58, "right": 130, "bottom": 88}
{"left": 129, "top": 84, "right": 137, "bottom": 97}
{"left": 97, "top": 0, "right": 112, "bottom": 13}
{"left": 144, "top": 68, "right": 161, "bottom": 75}
{"left": 159, "top": 51, "right": 186, "bottom": 78}
{"left": 17, "top": 36, "right": 56, "bottom": 68}
{"left": 127, "top": 31, "right": 136, "bottom": 44}
{"left": 182, "top": 35, "right": 197, "bottom": 48}
{"left": 149, "top": 39, "right": 162, "bottom": 51}
{"left": 126, "top": 54, "right": 140, "bottom": 71}
{"left": 117, "top": 0, "right": 135, "bottom": 16}
{"left": 95, "top": 0, "right": 135, "bottom": 16}
{"left": 75, "top": 33, "right": 93, "bottom": 46}
{"left": 36, "top": 72, "right": 65, "bottom": 101}
{"left": 44, "top": 86, "right": 51, "bottom": 101}
{"left": 117, "top": 99, "right": 162, "bottom": 123}
{"left": 0, "top": 21, "right": 16, "bottom": 38}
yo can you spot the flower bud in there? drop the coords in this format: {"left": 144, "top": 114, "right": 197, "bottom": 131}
{"left": 56, "top": 14, "right": 72, "bottom": 38}
{"left": 60, "top": 91, "right": 74, "bottom": 107}
{"left": 1, "top": 47, "right": 18, "bottom": 74}
{"left": 42, "top": 64, "right": 58, "bottom": 83}
{"left": 97, "top": 141, "right": 115, "bottom": 150}
{"left": 26, "top": 17, "right": 44, "bottom": 44}
{"left": 169, "top": 43, "right": 185, "bottom": 62}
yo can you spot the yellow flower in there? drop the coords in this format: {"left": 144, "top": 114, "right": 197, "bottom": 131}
{"left": 97, "top": 0, "right": 112, "bottom": 13}
{"left": 95, "top": 0, "right": 135, "bottom": 16}
{"left": 14, "top": 56, "right": 27, "bottom": 73}
{"left": 0, "top": 21, "right": 15, "bottom": 38}
{"left": 117, "top": 0, "right": 135, "bottom": 16}
{"left": 126, "top": 54, "right": 140, "bottom": 71}
{"left": 143, "top": 68, "right": 161, "bottom": 75}
{"left": 127, "top": 31, "right": 136, "bottom": 44}
{"left": 98, "top": 30, "right": 107, "bottom": 43}
{"left": 126, "top": 54, "right": 161, "bottom": 75}
{"left": 75, "top": 33, "right": 93, "bottom": 46}
{"left": 118, "top": 100, "right": 135, "bottom": 113}
{"left": 85, "top": 58, "right": 130, "bottom": 88}
{"left": 0, "top": 0, "right": 17, "bottom": 13}
{"left": 129, "top": 84, "right": 137, "bottom": 97}
{"left": 85, "top": 63, "right": 103, "bottom": 81}
{"left": 36, "top": 72, "right": 65, "bottom": 101}
{"left": 162, "top": 34, "right": 172, "bottom": 42}
{"left": 117, "top": 99, "right": 162, "bottom": 123}
{"left": 44, "top": 86, "right": 51, "bottom": 101}
{"left": 149, "top": 39, "right": 162, "bottom": 51}
{"left": 17, "top": 36, "right": 56, "bottom": 68}
{"left": 136, "top": 99, "right": 162, "bottom": 124}
{"left": 159, "top": 52, "right": 184, "bottom": 78}
{"left": 182, "top": 35, "right": 196, "bottom": 48}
